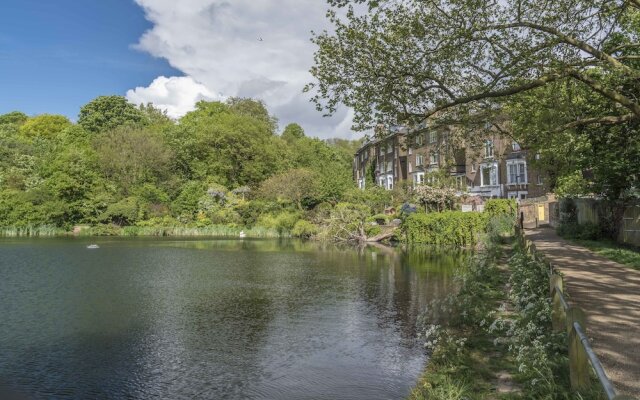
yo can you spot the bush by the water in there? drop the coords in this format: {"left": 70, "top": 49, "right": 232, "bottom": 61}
{"left": 403, "top": 211, "right": 487, "bottom": 247}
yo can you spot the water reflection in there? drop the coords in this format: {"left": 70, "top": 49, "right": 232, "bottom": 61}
{"left": 0, "top": 238, "right": 465, "bottom": 399}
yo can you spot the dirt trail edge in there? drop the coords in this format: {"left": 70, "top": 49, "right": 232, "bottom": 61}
{"left": 525, "top": 227, "right": 640, "bottom": 397}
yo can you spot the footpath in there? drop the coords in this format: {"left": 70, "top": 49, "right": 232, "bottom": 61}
{"left": 524, "top": 227, "right": 640, "bottom": 397}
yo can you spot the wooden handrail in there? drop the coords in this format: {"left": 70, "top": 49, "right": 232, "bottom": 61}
{"left": 515, "top": 227, "right": 636, "bottom": 400}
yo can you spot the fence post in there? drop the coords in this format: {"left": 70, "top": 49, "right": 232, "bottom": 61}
{"left": 567, "top": 307, "right": 589, "bottom": 390}
{"left": 551, "top": 284, "right": 566, "bottom": 332}
{"left": 550, "top": 273, "right": 563, "bottom": 296}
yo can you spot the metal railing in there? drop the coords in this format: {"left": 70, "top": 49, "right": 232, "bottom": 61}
{"left": 515, "top": 228, "right": 637, "bottom": 400}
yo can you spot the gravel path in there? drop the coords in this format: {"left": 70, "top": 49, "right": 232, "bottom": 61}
{"left": 525, "top": 227, "right": 640, "bottom": 397}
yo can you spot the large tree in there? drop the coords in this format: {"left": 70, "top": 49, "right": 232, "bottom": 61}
{"left": 309, "top": 0, "right": 640, "bottom": 133}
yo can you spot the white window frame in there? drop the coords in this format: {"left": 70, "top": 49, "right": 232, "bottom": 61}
{"left": 480, "top": 162, "right": 498, "bottom": 187}
{"left": 416, "top": 154, "right": 424, "bottom": 166}
{"left": 429, "top": 131, "right": 437, "bottom": 143}
{"left": 512, "top": 141, "right": 521, "bottom": 152}
{"left": 507, "top": 160, "right": 528, "bottom": 185}
{"left": 413, "top": 172, "right": 425, "bottom": 187}
{"left": 485, "top": 140, "right": 494, "bottom": 158}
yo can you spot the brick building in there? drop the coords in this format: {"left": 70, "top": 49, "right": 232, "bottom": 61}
{"left": 353, "top": 126, "right": 548, "bottom": 200}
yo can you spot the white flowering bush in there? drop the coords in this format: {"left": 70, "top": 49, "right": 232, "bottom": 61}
{"left": 503, "top": 249, "right": 572, "bottom": 398}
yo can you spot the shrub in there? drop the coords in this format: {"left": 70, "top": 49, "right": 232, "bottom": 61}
{"left": 365, "top": 224, "right": 382, "bottom": 237}
{"left": 403, "top": 211, "right": 488, "bottom": 247}
{"left": 484, "top": 198, "right": 517, "bottom": 220}
{"left": 486, "top": 214, "right": 515, "bottom": 242}
{"left": 256, "top": 211, "right": 301, "bottom": 234}
{"left": 557, "top": 221, "right": 603, "bottom": 240}
{"left": 291, "top": 220, "right": 319, "bottom": 238}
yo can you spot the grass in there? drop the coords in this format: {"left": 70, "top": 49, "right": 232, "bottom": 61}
{"left": 0, "top": 225, "right": 67, "bottom": 237}
{"left": 571, "top": 239, "right": 640, "bottom": 270}
{"left": 409, "top": 240, "right": 522, "bottom": 400}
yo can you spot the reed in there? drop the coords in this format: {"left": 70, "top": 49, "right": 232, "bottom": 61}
{"left": 0, "top": 225, "right": 67, "bottom": 237}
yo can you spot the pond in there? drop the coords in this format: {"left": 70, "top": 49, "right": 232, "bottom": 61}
{"left": 0, "top": 238, "right": 465, "bottom": 399}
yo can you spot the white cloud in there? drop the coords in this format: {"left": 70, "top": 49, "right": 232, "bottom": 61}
{"left": 126, "top": 76, "right": 221, "bottom": 118}
{"left": 128, "top": 0, "right": 356, "bottom": 138}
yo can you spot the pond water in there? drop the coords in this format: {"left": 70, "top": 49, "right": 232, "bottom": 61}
{"left": 0, "top": 238, "right": 464, "bottom": 399}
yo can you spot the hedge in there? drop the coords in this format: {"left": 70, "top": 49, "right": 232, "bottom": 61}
{"left": 484, "top": 199, "right": 517, "bottom": 220}
{"left": 404, "top": 211, "right": 488, "bottom": 247}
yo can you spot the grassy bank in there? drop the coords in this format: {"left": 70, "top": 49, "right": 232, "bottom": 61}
{"left": 409, "top": 233, "right": 605, "bottom": 399}
{"left": 0, "top": 224, "right": 283, "bottom": 238}
{"left": 569, "top": 239, "right": 640, "bottom": 270}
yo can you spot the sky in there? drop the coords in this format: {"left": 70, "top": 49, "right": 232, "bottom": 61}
{"left": 0, "top": 0, "right": 355, "bottom": 139}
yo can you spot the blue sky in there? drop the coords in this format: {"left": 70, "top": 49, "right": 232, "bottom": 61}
{"left": 0, "top": 0, "right": 355, "bottom": 138}
{"left": 0, "top": 0, "right": 180, "bottom": 120}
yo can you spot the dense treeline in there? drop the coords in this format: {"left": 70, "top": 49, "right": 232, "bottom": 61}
{"left": 0, "top": 96, "right": 364, "bottom": 234}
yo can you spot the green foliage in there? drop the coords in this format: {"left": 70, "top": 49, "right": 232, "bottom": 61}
{"left": 0, "top": 98, "right": 360, "bottom": 233}
{"left": 0, "top": 111, "right": 29, "bottom": 126}
{"left": 557, "top": 222, "right": 604, "bottom": 241}
{"left": 281, "top": 123, "right": 305, "bottom": 142}
{"left": 259, "top": 168, "right": 322, "bottom": 210}
{"left": 291, "top": 220, "right": 319, "bottom": 238}
{"left": 484, "top": 199, "right": 517, "bottom": 220}
{"left": 19, "top": 114, "right": 72, "bottom": 138}
{"left": 343, "top": 186, "right": 392, "bottom": 214}
{"left": 317, "top": 202, "right": 370, "bottom": 242}
{"left": 99, "top": 197, "right": 141, "bottom": 226}
{"left": 256, "top": 210, "right": 301, "bottom": 235}
{"left": 554, "top": 171, "right": 591, "bottom": 198}
{"left": 404, "top": 211, "right": 487, "bottom": 247}
{"left": 78, "top": 95, "right": 145, "bottom": 133}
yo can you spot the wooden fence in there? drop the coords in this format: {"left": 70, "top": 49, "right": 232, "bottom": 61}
{"left": 516, "top": 227, "right": 637, "bottom": 400}
{"left": 519, "top": 197, "right": 640, "bottom": 247}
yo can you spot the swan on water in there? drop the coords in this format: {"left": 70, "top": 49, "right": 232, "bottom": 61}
{"left": 86, "top": 244, "right": 100, "bottom": 249}
{"left": 239, "top": 231, "right": 246, "bottom": 238}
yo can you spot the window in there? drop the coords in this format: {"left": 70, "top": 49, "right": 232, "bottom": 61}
{"left": 416, "top": 134, "right": 423, "bottom": 146}
{"left": 507, "top": 161, "right": 527, "bottom": 184}
{"left": 535, "top": 153, "right": 541, "bottom": 160}
{"left": 429, "top": 131, "right": 437, "bottom": 143}
{"left": 484, "top": 140, "right": 494, "bottom": 158}
{"left": 537, "top": 174, "right": 543, "bottom": 185}
{"left": 408, "top": 162, "right": 413, "bottom": 173}
{"left": 387, "top": 176, "right": 394, "bottom": 190}
{"left": 387, "top": 143, "right": 393, "bottom": 154}
{"left": 386, "top": 161, "right": 393, "bottom": 172}
{"left": 480, "top": 164, "right": 497, "bottom": 186}
{"left": 512, "top": 141, "right": 521, "bottom": 151}
{"left": 520, "top": 193, "right": 527, "bottom": 200}
{"left": 416, "top": 154, "right": 424, "bottom": 166}
{"left": 471, "top": 163, "right": 476, "bottom": 173}
{"left": 413, "top": 172, "right": 425, "bottom": 186}
{"left": 430, "top": 152, "right": 439, "bottom": 165}
{"left": 408, "top": 147, "right": 413, "bottom": 155}
{"left": 455, "top": 175, "right": 465, "bottom": 189}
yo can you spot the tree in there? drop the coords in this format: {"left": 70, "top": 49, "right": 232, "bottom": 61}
{"left": 78, "top": 96, "right": 145, "bottom": 133}
{"left": 93, "top": 126, "right": 173, "bottom": 194}
{"left": 309, "top": 0, "right": 640, "bottom": 134}
{"left": 19, "top": 114, "right": 72, "bottom": 138}
{"left": 259, "top": 169, "right": 322, "bottom": 210}
{"left": 0, "top": 111, "right": 28, "bottom": 126}
{"left": 282, "top": 123, "right": 305, "bottom": 142}
{"left": 227, "top": 97, "right": 278, "bottom": 134}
